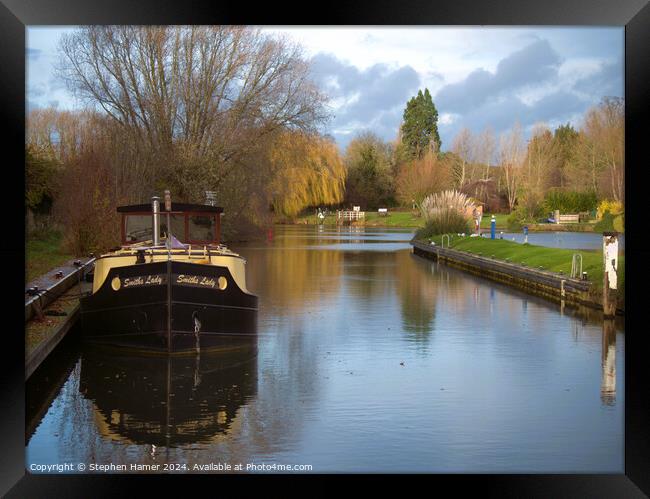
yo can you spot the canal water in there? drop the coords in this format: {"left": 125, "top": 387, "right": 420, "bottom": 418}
{"left": 26, "top": 226, "right": 624, "bottom": 473}
{"left": 497, "top": 231, "right": 625, "bottom": 251}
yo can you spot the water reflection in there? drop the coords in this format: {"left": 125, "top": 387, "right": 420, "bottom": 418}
{"left": 601, "top": 320, "right": 616, "bottom": 406}
{"left": 27, "top": 226, "right": 624, "bottom": 473}
{"left": 395, "top": 252, "right": 436, "bottom": 340}
{"left": 79, "top": 344, "right": 257, "bottom": 447}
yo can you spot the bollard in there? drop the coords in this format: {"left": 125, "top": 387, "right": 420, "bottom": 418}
{"left": 490, "top": 215, "right": 496, "bottom": 239}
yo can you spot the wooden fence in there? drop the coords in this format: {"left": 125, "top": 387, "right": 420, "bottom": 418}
{"left": 337, "top": 210, "right": 365, "bottom": 223}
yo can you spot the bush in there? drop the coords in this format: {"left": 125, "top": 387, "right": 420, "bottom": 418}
{"left": 543, "top": 189, "right": 598, "bottom": 215}
{"left": 54, "top": 148, "right": 124, "bottom": 255}
{"left": 594, "top": 211, "right": 625, "bottom": 233}
{"left": 613, "top": 214, "right": 624, "bottom": 232}
{"left": 594, "top": 212, "right": 614, "bottom": 232}
{"left": 415, "top": 211, "right": 471, "bottom": 239}
{"left": 596, "top": 199, "right": 623, "bottom": 220}
{"left": 507, "top": 205, "right": 537, "bottom": 230}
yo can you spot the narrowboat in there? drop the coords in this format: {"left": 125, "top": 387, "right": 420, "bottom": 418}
{"left": 80, "top": 193, "right": 258, "bottom": 354}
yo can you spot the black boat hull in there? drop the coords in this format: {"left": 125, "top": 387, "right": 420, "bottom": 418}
{"left": 80, "top": 260, "right": 258, "bottom": 354}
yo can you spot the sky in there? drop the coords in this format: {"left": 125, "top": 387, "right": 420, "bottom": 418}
{"left": 27, "top": 26, "right": 623, "bottom": 152}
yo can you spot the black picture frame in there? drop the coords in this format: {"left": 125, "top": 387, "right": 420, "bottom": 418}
{"left": 3, "top": 1, "right": 649, "bottom": 496}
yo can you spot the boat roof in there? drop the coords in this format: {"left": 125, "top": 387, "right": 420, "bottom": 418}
{"left": 117, "top": 203, "right": 223, "bottom": 213}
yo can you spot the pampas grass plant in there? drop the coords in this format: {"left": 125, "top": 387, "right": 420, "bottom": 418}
{"left": 416, "top": 190, "right": 476, "bottom": 239}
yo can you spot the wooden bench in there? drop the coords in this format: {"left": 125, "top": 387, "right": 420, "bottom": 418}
{"left": 558, "top": 214, "right": 580, "bottom": 224}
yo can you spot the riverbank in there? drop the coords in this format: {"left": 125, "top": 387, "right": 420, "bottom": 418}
{"left": 413, "top": 235, "right": 624, "bottom": 314}
{"left": 278, "top": 211, "right": 511, "bottom": 229}
{"left": 281, "top": 210, "right": 424, "bottom": 228}
{"left": 26, "top": 230, "right": 74, "bottom": 283}
{"left": 275, "top": 211, "right": 608, "bottom": 233}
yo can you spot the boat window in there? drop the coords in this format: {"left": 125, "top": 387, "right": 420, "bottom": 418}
{"left": 124, "top": 212, "right": 218, "bottom": 244}
{"left": 188, "top": 214, "right": 216, "bottom": 242}
{"left": 159, "top": 214, "right": 185, "bottom": 241}
{"left": 124, "top": 215, "right": 154, "bottom": 243}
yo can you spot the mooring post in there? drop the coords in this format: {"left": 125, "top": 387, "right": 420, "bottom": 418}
{"left": 602, "top": 232, "right": 618, "bottom": 318}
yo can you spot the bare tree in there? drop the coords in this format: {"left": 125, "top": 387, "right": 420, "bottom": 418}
{"left": 520, "top": 123, "right": 558, "bottom": 212}
{"left": 586, "top": 97, "right": 624, "bottom": 202}
{"left": 396, "top": 150, "right": 453, "bottom": 206}
{"left": 56, "top": 26, "right": 328, "bottom": 203}
{"left": 565, "top": 98, "right": 624, "bottom": 202}
{"left": 451, "top": 127, "right": 473, "bottom": 188}
{"left": 499, "top": 122, "right": 525, "bottom": 212}
{"left": 474, "top": 127, "right": 496, "bottom": 203}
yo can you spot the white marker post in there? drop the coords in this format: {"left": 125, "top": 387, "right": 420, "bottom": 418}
{"left": 602, "top": 232, "right": 619, "bottom": 318}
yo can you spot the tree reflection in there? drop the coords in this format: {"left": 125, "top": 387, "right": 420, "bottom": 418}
{"left": 343, "top": 251, "right": 395, "bottom": 300}
{"left": 395, "top": 251, "right": 436, "bottom": 342}
{"left": 243, "top": 232, "right": 343, "bottom": 312}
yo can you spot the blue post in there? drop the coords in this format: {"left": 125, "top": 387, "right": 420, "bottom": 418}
{"left": 523, "top": 225, "right": 528, "bottom": 244}
{"left": 490, "top": 215, "right": 496, "bottom": 239}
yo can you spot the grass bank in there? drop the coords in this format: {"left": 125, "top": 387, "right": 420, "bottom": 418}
{"left": 284, "top": 210, "right": 509, "bottom": 229}
{"left": 26, "top": 230, "right": 74, "bottom": 283}
{"left": 423, "top": 234, "right": 624, "bottom": 297}
{"left": 479, "top": 213, "right": 509, "bottom": 229}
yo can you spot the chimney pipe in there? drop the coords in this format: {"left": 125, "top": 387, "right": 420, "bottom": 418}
{"left": 152, "top": 196, "right": 161, "bottom": 246}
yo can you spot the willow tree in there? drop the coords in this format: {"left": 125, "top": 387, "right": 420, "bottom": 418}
{"left": 56, "top": 26, "right": 328, "bottom": 229}
{"left": 268, "top": 131, "right": 346, "bottom": 218}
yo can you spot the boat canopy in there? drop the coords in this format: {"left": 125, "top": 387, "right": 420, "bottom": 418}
{"left": 117, "top": 203, "right": 223, "bottom": 246}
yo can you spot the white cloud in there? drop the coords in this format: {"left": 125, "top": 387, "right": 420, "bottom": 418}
{"left": 26, "top": 26, "right": 623, "bottom": 150}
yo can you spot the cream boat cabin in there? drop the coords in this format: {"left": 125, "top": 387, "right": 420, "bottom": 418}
{"left": 80, "top": 195, "right": 258, "bottom": 354}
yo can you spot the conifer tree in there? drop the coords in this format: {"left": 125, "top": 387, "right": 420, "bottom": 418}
{"left": 400, "top": 88, "right": 441, "bottom": 160}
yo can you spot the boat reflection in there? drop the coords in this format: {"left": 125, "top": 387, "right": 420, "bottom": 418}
{"left": 79, "top": 343, "right": 257, "bottom": 447}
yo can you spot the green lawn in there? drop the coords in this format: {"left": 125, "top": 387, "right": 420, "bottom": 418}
{"left": 362, "top": 211, "right": 424, "bottom": 227}
{"left": 479, "top": 213, "right": 509, "bottom": 228}
{"left": 424, "top": 234, "right": 624, "bottom": 294}
{"left": 26, "top": 230, "right": 74, "bottom": 283}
